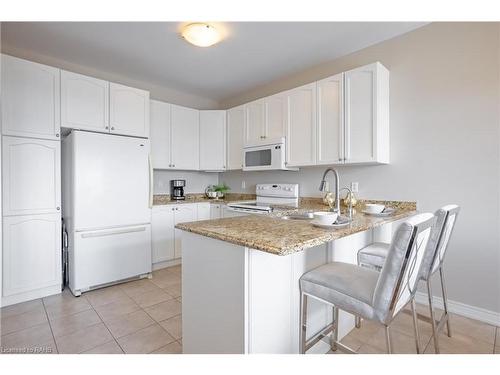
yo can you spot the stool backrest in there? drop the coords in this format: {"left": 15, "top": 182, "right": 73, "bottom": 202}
{"left": 372, "top": 213, "right": 436, "bottom": 324}
{"left": 429, "top": 205, "right": 460, "bottom": 276}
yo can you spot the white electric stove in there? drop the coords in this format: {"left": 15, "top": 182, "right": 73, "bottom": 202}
{"left": 226, "top": 183, "right": 299, "bottom": 214}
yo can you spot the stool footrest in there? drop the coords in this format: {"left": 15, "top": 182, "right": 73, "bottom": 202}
{"left": 304, "top": 323, "right": 334, "bottom": 352}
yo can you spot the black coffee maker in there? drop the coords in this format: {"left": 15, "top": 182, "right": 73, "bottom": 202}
{"left": 170, "top": 179, "right": 186, "bottom": 200}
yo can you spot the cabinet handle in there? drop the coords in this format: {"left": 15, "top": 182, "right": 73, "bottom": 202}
{"left": 56, "top": 133, "right": 60, "bottom": 138}
{"left": 111, "top": 127, "right": 115, "bottom": 131}
{"left": 260, "top": 135, "right": 266, "bottom": 139}
{"left": 56, "top": 207, "right": 60, "bottom": 211}
{"left": 105, "top": 126, "right": 109, "bottom": 130}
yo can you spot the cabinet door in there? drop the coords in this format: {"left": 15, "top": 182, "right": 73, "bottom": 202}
{"left": 210, "top": 204, "right": 222, "bottom": 219}
{"left": 61, "top": 70, "right": 109, "bottom": 133}
{"left": 286, "top": 83, "right": 317, "bottom": 167}
{"left": 151, "top": 206, "right": 175, "bottom": 264}
{"left": 1, "top": 54, "right": 60, "bottom": 140}
{"left": 245, "top": 100, "right": 265, "bottom": 144}
{"left": 199, "top": 110, "right": 226, "bottom": 171}
{"left": 171, "top": 104, "right": 199, "bottom": 170}
{"left": 2, "top": 213, "right": 61, "bottom": 297}
{"left": 226, "top": 106, "right": 245, "bottom": 170}
{"left": 265, "top": 93, "right": 287, "bottom": 140}
{"left": 109, "top": 82, "right": 150, "bottom": 138}
{"left": 344, "top": 62, "right": 389, "bottom": 164}
{"left": 150, "top": 100, "right": 172, "bottom": 169}
{"left": 197, "top": 203, "right": 211, "bottom": 221}
{"left": 317, "top": 74, "right": 344, "bottom": 164}
{"left": 2, "top": 136, "right": 61, "bottom": 216}
{"left": 174, "top": 204, "right": 197, "bottom": 259}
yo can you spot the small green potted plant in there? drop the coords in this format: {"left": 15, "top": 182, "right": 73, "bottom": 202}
{"left": 213, "top": 183, "right": 230, "bottom": 199}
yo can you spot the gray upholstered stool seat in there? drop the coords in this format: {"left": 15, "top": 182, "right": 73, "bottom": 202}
{"left": 300, "top": 262, "right": 380, "bottom": 321}
{"left": 357, "top": 243, "right": 390, "bottom": 269}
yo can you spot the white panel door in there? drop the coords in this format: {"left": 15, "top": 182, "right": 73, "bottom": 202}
{"left": 109, "top": 82, "right": 150, "bottom": 138}
{"left": 150, "top": 100, "right": 172, "bottom": 169}
{"left": 174, "top": 204, "right": 197, "bottom": 259}
{"left": 344, "top": 64, "right": 376, "bottom": 163}
{"left": 210, "top": 204, "right": 222, "bottom": 219}
{"left": 226, "top": 106, "right": 245, "bottom": 170}
{"left": 197, "top": 203, "right": 211, "bottom": 221}
{"left": 245, "top": 100, "right": 265, "bottom": 144}
{"left": 2, "top": 136, "right": 61, "bottom": 216}
{"left": 317, "top": 74, "right": 344, "bottom": 164}
{"left": 61, "top": 70, "right": 109, "bottom": 132}
{"left": 72, "top": 131, "right": 151, "bottom": 231}
{"left": 1, "top": 54, "right": 60, "bottom": 140}
{"left": 286, "top": 83, "right": 317, "bottom": 167}
{"left": 199, "top": 110, "right": 226, "bottom": 171}
{"left": 171, "top": 104, "right": 199, "bottom": 170}
{"left": 2, "top": 213, "right": 61, "bottom": 297}
{"left": 265, "top": 93, "right": 287, "bottom": 140}
{"left": 152, "top": 207, "right": 175, "bottom": 263}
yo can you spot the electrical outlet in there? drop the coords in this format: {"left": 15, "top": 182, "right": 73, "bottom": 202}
{"left": 241, "top": 180, "right": 246, "bottom": 189}
{"left": 351, "top": 182, "right": 359, "bottom": 193}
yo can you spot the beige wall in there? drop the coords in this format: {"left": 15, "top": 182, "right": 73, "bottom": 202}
{"left": 0, "top": 44, "right": 219, "bottom": 110}
{"left": 220, "top": 23, "right": 500, "bottom": 314}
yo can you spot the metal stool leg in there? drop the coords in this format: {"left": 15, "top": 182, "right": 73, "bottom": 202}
{"left": 331, "top": 306, "right": 339, "bottom": 351}
{"left": 426, "top": 279, "right": 440, "bottom": 353}
{"left": 384, "top": 325, "right": 393, "bottom": 354}
{"left": 355, "top": 316, "right": 361, "bottom": 328}
{"left": 410, "top": 298, "right": 421, "bottom": 354}
{"left": 439, "top": 267, "right": 452, "bottom": 337}
{"left": 299, "top": 292, "right": 308, "bottom": 354}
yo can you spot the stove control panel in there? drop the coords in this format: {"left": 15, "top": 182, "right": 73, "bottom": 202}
{"left": 256, "top": 183, "right": 299, "bottom": 198}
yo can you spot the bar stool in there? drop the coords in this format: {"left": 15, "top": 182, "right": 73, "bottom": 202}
{"left": 299, "top": 213, "right": 436, "bottom": 354}
{"left": 357, "top": 205, "right": 460, "bottom": 353}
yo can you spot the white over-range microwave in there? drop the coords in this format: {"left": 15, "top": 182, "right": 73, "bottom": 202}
{"left": 242, "top": 138, "right": 298, "bottom": 171}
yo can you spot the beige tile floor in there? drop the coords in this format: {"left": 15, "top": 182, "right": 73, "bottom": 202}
{"left": 0, "top": 264, "right": 498, "bottom": 354}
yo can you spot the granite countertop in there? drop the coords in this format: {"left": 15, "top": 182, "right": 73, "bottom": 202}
{"left": 153, "top": 193, "right": 256, "bottom": 206}
{"left": 175, "top": 200, "right": 417, "bottom": 256}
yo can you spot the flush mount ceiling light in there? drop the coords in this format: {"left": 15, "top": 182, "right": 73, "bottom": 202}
{"left": 181, "top": 23, "right": 221, "bottom": 47}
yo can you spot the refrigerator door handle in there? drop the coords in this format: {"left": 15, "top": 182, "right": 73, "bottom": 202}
{"left": 81, "top": 226, "right": 147, "bottom": 239}
{"left": 148, "top": 154, "right": 153, "bottom": 208}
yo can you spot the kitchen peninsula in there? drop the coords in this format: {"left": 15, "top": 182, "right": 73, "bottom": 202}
{"left": 176, "top": 200, "right": 417, "bottom": 354}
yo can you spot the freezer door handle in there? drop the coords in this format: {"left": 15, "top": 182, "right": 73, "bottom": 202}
{"left": 80, "top": 226, "right": 147, "bottom": 239}
{"left": 148, "top": 154, "right": 153, "bottom": 208}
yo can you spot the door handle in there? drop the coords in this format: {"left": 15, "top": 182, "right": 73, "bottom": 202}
{"left": 81, "top": 226, "right": 146, "bottom": 238}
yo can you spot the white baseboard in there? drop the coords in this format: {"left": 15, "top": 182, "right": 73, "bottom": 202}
{"left": 152, "top": 258, "right": 181, "bottom": 271}
{"left": 414, "top": 292, "right": 500, "bottom": 327}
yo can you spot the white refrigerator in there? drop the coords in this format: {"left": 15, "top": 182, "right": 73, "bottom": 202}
{"left": 62, "top": 131, "right": 152, "bottom": 296}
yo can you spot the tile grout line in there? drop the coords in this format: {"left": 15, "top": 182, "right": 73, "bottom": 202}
{"left": 41, "top": 297, "right": 60, "bottom": 354}
{"left": 89, "top": 300, "right": 127, "bottom": 354}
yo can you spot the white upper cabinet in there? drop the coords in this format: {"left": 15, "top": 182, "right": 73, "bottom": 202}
{"left": 265, "top": 93, "right": 287, "bottom": 140}
{"left": 2, "top": 136, "right": 61, "bottom": 216}
{"left": 199, "top": 110, "right": 226, "bottom": 171}
{"left": 226, "top": 105, "right": 245, "bottom": 170}
{"left": 245, "top": 99, "right": 265, "bottom": 144}
{"left": 61, "top": 70, "right": 109, "bottom": 133}
{"left": 109, "top": 82, "right": 150, "bottom": 138}
{"left": 2, "top": 213, "right": 61, "bottom": 297}
{"left": 171, "top": 104, "right": 199, "bottom": 170}
{"left": 317, "top": 73, "right": 344, "bottom": 165}
{"left": 344, "top": 62, "right": 389, "bottom": 164}
{"left": 1, "top": 54, "right": 60, "bottom": 140}
{"left": 150, "top": 100, "right": 172, "bottom": 169}
{"left": 286, "top": 82, "right": 317, "bottom": 167}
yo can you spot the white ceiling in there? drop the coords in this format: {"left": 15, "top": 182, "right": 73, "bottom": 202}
{"left": 1, "top": 22, "right": 426, "bottom": 102}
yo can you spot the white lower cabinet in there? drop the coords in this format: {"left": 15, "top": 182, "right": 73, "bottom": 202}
{"left": 152, "top": 203, "right": 198, "bottom": 265}
{"left": 197, "top": 203, "right": 211, "bottom": 221}
{"left": 2, "top": 213, "right": 61, "bottom": 300}
{"left": 210, "top": 204, "right": 223, "bottom": 219}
